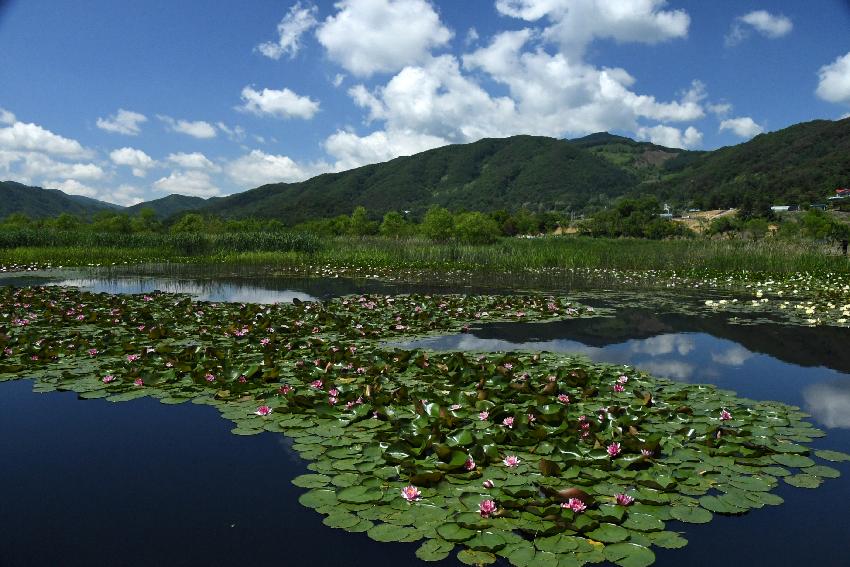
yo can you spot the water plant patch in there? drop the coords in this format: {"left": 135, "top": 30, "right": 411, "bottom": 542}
{"left": 0, "top": 286, "right": 846, "bottom": 566}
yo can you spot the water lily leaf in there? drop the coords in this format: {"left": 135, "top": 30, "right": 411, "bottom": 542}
{"left": 367, "top": 523, "right": 420, "bottom": 542}
{"left": 534, "top": 534, "right": 580, "bottom": 553}
{"left": 457, "top": 549, "right": 496, "bottom": 566}
{"left": 467, "top": 531, "right": 507, "bottom": 552}
{"left": 622, "top": 513, "right": 665, "bottom": 532}
{"left": 783, "top": 474, "right": 823, "bottom": 489}
{"left": 436, "top": 522, "right": 476, "bottom": 542}
{"left": 538, "top": 459, "right": 561, "bottom": 477}
{"left": 647, "top": 531, "right": 688, "bottom": 549}
{"left": 323, "top": 512, "right": 360, "bottom": 529}
{"left": 806, "top": 465, "right": 841, "bottom": 479}
{"left": 298, "top": 489, "right": 337, "bottom": 509}
{"left": 603, "top": 543, "right": 655, "bottom": 567}
{"left": 698, "top": 495, "right": 746, "bottom": 514}
{"left": 415, "top": 539, "right": 454, "bottom": 562}
{"left": 669, "top": 506, "right": 712, "bottom": 524}
{"left": 331, "top": 472, "right": 361, "bottom": 487}
{"left": 337, "top": 485, "right": 383, "bottom": 503}
{"left": 585, "top": 523, "right": 629, "bottom": 543}
{"left": 771, "top": 454, "right": 815, "bottom": 468}
{"left": 814, "top": 449, "right": 850, "bottom": 462}
{"left": 291, "top": 474, "right": 331, "bottom": 488}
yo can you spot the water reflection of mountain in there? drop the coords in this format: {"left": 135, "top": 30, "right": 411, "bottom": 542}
{"left": 472, "top": 309, "right": 850, "bottom": 374}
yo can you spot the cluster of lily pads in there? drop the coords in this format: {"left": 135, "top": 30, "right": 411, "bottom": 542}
{"left": 1, "top": 285, "right": 848, "bottom": 566}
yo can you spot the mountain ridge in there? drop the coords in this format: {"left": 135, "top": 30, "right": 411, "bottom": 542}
{"left": 3, "top": 117, "right": 848, "bottom": 222}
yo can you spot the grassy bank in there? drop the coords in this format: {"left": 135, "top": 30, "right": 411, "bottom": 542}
{"left": 1, "top": 233, "right": 847, "bottom": 275}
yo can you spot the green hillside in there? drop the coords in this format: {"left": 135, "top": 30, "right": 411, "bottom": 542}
{"left": 3, "top": 118, "right": 848, "bottom": 224}
{"left": 0, "top": 181, "right": 119, "bottom": 219}
{"left": 654, "top": 117, "right": 850, "bottom": 208}
{"left": 568, "top": 132, "right": 697, "bottom": 182}
{"left": 200, "top": 135, "right": 637, "bottom": 223}
{"left": 125, "top": 194, "right": 207, "bottom": 219}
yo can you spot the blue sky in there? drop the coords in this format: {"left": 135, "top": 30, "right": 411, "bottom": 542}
{"left": 1, "top": 0, "right": 849, "bottom": 205}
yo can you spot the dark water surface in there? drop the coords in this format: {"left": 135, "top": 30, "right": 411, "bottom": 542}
{"left": 1, "top": 268, "right": 849, "bottom": 566}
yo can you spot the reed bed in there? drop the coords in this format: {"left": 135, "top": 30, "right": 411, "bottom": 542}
{"left": 1, "top": 233, "right": 847, "bottom": 276}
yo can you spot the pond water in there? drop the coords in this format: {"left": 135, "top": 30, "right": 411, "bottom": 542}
{"left": 2, "top": 266, "right": 849, "bottom": 566}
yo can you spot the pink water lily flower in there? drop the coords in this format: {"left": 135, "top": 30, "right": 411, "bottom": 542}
{"left": 613, "top": 383, "right": 625, "bottom": 393}
{"left": 254, "top": 405, "right": 272, "bottom": 416}
{"left": 328, "top": 388, "right": 340, "bottom": 397}
{"left": 503, "top": 455, "right": 520, "bottom": 468}
{"left": 401, "top": 485, "right": 421, "bottom": 502}
{"left": 464, "top": 456, "right": 475, "bottom": 471}
{"left": 557, "top": 394, "right": 570, "bottom": 404}
{"left": 102, "top": 375, "right": 115, "bottom": 384}
{"left": 279, "top": 384, "right": 293, "bottom": 395}
{"left": 133, "top": 378, "right": 144, "bottom": 387}
{"left": 562, "top": 498, "right": 586, "bottom": 513}
{"left": 479, "top": 411, "right": 489, "bottom": 421}
{"left": 607, "top": 442, "right": 621, "bottom": 457}
{"left": 126, "top": 354, "right": 140, "bottom": 362}
{"left": 615, "top": 493, "right": 635, "bottom": 506}
{"left": 482, "top": 479, "right": 495, "bottom": 489}
{"left": 502, "top": 416, "right": 515, "bottom": 428}
{"left": 720, "top": 409, "right": 732, "bottom": 421}
{"left": 310, "top": 379, "right": 324, "bottom": 389}
{"left": 450, "top": 404, "right": 462, "bottom": 411}
{"left": 479, "top": 499, "right": 497, "bottom": 518}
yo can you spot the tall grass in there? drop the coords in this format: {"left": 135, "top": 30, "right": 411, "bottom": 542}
{"left": 1, "top": 232, "right": 847, "bottom": 275}
{"left": 306, "top": 236, "right": 848, "bottom": 274}
{"left": 0, "top": 229, "right": 320, "bottom": 255}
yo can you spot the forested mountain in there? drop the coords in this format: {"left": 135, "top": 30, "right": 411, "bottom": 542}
{"left": 651, "top": 118, "right": 850, "bottom": 209}
{"left": 199, "top": 135, "right": 637, "bottom": 223}
{"left": 0, "top": 181, "right": 119, "bottom": 219}
{"left": 125, "top": 194, "right": 208, "bottom": 219}
{"left": 3, "top": 117, "right": 848, "bottom": 223}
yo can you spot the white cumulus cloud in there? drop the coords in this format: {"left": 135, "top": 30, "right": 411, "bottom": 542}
{"left": 0, "top": 121, "right": 92, "bottom": 158}
{"left": 324, "top": 128, "right": 448, "bottom": 171}
{"left": 96, "top": 109, "right": 148, "bottom": 135}
{"left": 157, "top": 115, "right": 217, "bottom": 139}
{"left": 719, "top": 116, "right": 764, "bottom": 139}
{"left": 257, "top": 1, "right": 318, "bottom": 59}
{"left": 0, "top": 108, "right": 15, "bottom": 125}
{"left": 816, "top": 52, "right": 850, "bottom": 106}
{"left": 726, "top": 10, "right": 792, "bottom": 46}
{"left": 226, "top": 149, "right": 318, "bottom": 186}
{"left": 154, "top": 170, "right": 221, "bottom": 197}
{"left": 636, "top": 124, "right": 702, "bottom": 149}
{"left": 495, "top": 0, "right": 690, "bottom": 56}
{"left": 239, "top": 86, "right": 320, "bottom": 119}
{"left": 47, "top": 179, "right": 100, "bottom": 198}
{"left": 16, "top": 152, "right": 105, "bottom": 180}
{"left": 316, "top": 0, "right": 453, "bottom": 77}
{"left": 109, "top": 147, "right": 156, "bottom": 177}
{"left": 167, "top": 152, "right": 218, "bottom": 171}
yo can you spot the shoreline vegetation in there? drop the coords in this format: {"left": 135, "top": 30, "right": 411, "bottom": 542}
{"left": 0, "top": 232, "right": 847, "bottom": 275}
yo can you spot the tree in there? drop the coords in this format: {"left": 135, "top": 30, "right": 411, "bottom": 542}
{"left": 454, "top": 212, "right": 500, "bottom": 244}
{"left": 349, "top": 206, "right": 378, "bottom": 236}
{"left": 379, "top": 211, "right": 408, "bottom": 238}
{"left": 52, "top": 213, "right": 81, "bottom": 231}
{"left": 131, "top": 208, "right": 161, "bottom": 233}
{"left": 421, "top": 206, "right": 455, "bottom": 242}
{"left": 170, "top": 213, "right": 206, "bottom": 234}
{"left": 3, "top": 212, "right": 32, "bottom": 227}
